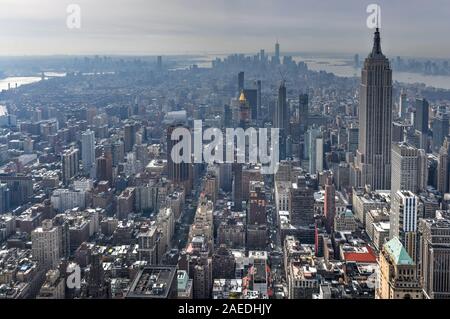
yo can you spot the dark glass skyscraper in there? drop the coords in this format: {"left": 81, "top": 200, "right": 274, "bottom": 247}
{"left": 243, "top": 88, "right": 258, "bottom": 120}
{"left": 354, "top": 28, "right": 393, "bottom": 190}
{"left": 414, "top": 98, "right": 429, "bottom": 134}
{"left": 276, "top": 81, "right": 288, "bottom": 131}
{"left": 298, "top": 93, "right": 309, "bottom": 134}
{"left": 238, "top": 71, "right": 244, "bottom": 93}
{"left": 167, "top": 124, "right": 191, "bottom": 188}
{"left": 274, "top": 41, "right": 280, "bottom": 65}
{"left": 432, "top": 112, "right": 449, "bottom": 152}
{"left": 274, "top": 81, "right": 288, "bottom": 160}
{"left": 256, "top": 80, "right": 262, "bottom": 120}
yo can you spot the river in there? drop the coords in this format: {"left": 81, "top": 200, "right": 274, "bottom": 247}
{"left": 0, "top": 76, "right": 42, "bottom": 91}
{"left": 302, "top": 57, "right": 450, "bottom": 90}
{"left": 1, "top": 57, "right": 450, "bottom": 93}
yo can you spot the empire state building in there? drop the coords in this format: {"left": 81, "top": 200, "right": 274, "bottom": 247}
{"left": 353, "top": 28, "right": 393, "bottom": 190}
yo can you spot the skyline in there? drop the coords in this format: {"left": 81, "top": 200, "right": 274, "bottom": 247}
{"left": 2, "top": 1, "right": 450, "bottom": 304}
{"left": 1, "top": 0, "right": 450, "bottom": 58}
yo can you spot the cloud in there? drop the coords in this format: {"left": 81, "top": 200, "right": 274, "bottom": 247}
{"left": 0, "top": 0, "right": 449, "bottom": 57}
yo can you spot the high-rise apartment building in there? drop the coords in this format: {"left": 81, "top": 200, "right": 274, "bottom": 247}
{"left": 391, "top": 142, "right": 427, "bottom": 195}
{"left": 81, "top": 130, "right": 96, "bottom": 178}
{"left": 62, "top": 147, "right": 79, "bottom": 186}
{"left": 31, "top": 219, "right": 61, "bottom": 269}
{"left": 96, "top": 153, "right": 113, "bottom": 185}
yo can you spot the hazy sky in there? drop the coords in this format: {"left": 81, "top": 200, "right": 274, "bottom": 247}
{"left": 1, "top": 0, "right": 450, "bottom": 58}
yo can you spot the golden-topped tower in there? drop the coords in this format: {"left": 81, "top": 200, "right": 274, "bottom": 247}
{"left": 239, "top": 90, "right": 250, "bottom": 128}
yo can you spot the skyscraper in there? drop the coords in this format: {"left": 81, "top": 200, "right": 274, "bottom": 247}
{"left": 437, "top": 138, "right": 450, "bottom": 194}
{"left": 391, "top": 142, "right": 427, "bottom": 195}
{"left": 96, "top": 153, "right": 113, "bottom": 185}
{"left": 0, "top": 183, "right": 10, "bottom": 214}
{"left": 274, "top": 41, "right": 280, "bottom": 65}
{"left": 224, "top": 104, "right": 232, "bottom": 128}
{"left": 62, "top": 147, "right": 79, "bottom": 186}
{"left": 398, "top": 90, "right": 407, "bottom": 119}
{"left": 289, "top": 176, "right": 315, "bottom": 227}
{"left": 306, "top": 126, "right": 323, "bottom": 174}
{"left": 324, "top": 176, "right": 336, "bottom": 233}
{"left": 354, "top": 54, "right": 359, "bottom": 68}
{"left": 81, "top": 130, "right": 96, "bottom": 178}
{"left": 31, "top": 219, "right": 61, "bottom": 269}
{"left": 232, "top": 163, "right": 243, "bottom": 212}
{"left": 298, "top": 94, "right": 309, "bottom": 134}
{"left": 431, "top": 111, "right": 449, "bottom": 152}
{"left": 414, "top": 98, "right": 429, "bottom": 134}
{"left": 243, "top": 88, "right": 258, "bottom": 121}
{"left": 390, "top": 190, "right": 419, "bottom": 262}
{"left": 413, "top": 98, "right": 430, "bottom": 150}
{"left": 418, "top": 216, "right": 450, "bottom": 299}
{"left": 124, "top": 122, "right": 138, "bottom": 153}
{"left": 274, "top": 81, "right": 288, "bottom": 131}
{"left": 238, "top": 71, "right": 244, "bottom": 93}
{"left": 256, "top": 80, "right": 262, "bottom": 120}
{"left": 354, "top": 28, "right": 393, "bottom": 190}
{"left": 376, "top": 237, "right": 423, "bottom": 299}
{"left": 347, "top": 125, "right": 359, "bottom": 154}
{"left": 238, "top": 91, "right": 251, "bottom": 128}
{"left": 259, "top": 49, "right": 265, "bottom": 62}
{"left": 167, "top": 124, "right": 191, "bottom": 191}
{"left": 274, "top": 81, "right": 288, "bottom": 160}
{"left": 248, "top": 181, "right": 266, "bottom": 225}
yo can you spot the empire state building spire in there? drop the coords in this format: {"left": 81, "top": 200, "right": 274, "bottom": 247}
{"left": 371, "top": 28, "right": 383, "bottom": 56}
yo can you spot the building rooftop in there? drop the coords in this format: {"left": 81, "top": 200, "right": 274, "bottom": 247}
{"left": 342, "top": 245, "right": 377, "bottom": 264}
{"left": 126, "top": 266, "right": 177, "bottom": 299}
{"left": 384, "top": 237, "right": 414, "bottom": 266}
